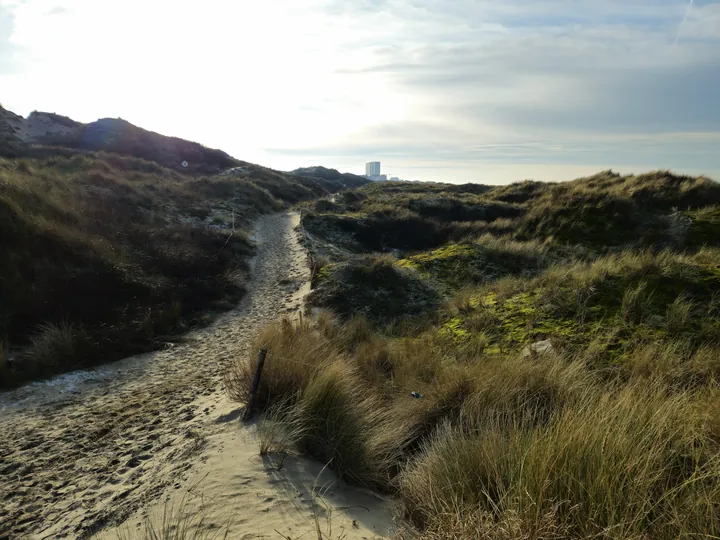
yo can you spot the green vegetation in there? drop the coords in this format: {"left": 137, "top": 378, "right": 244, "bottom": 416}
{"left": 308, "top": 256, "right": 441, "bottom": 322}
{"left": 435, "top": 248, "right": 720, "bottom": 362}
{"left": 687, "top": 206, "right": 720, "bottom": 247}
{"left": 396, "top": 235, "right": 552, "bottom": 289}
{"left": 231, "top": 170, "right": 720, "bottom": 539}
{"left": 0, "top": 151, "right": 353, "bottom": 387}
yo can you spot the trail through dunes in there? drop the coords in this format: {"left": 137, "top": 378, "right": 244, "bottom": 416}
{"left": 0, "top": 212, "right": 396, "bottom": 540}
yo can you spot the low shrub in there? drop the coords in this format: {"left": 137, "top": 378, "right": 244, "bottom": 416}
{"left": 309, "top": 256, "right": 441, "bottom": 323}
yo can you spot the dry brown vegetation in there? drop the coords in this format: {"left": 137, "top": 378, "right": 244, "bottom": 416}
{"left": 231, "top": 170, "right": 720, "bottom": 539}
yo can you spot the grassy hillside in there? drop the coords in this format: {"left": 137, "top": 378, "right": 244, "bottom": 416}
{"left": 34, "top": 118, "right": 240, "bottom": 174}
{"left": 302, "top": 171, "right": 718, "bottom": 255}
{"left": 229, "top": 170, "right": 720, "bottom": 539}
{"left": 290, "top": 165, "right": 370, "bottom": 189}
{"left": 0, "top": 151, "right": 351, "bottom": 387}
{"left": 0, "top": 106, "right": 242, "bottom": 174}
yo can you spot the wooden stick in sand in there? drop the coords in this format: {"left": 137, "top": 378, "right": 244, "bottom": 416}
{"left": 243, "top": 346, "right": 267, "bottom": 421}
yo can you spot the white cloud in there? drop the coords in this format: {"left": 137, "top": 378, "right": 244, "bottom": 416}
{"left": 681, "top": 1, "right": 720, "bottom": 38}
{"left": 1, "top": 0, "right": 719, "bottom": 183}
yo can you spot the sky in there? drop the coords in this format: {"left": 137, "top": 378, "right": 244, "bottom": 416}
{"left": 1, "top": 0, "right": 719, "bottom": 184}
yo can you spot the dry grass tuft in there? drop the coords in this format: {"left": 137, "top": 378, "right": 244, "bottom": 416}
{"left": 116, "top": 494, "right": 231, "bottom": 540}
{"left": 20, "top": 321, "right": 91, "bottom": 376}
{"left": 666, "top": 293, "right": 696, "bottom": 334}
{"left": 405, "top": 381, "right": 720, "bottom": 538}
{"left": 225, "top": 317, "right": 336, "bottom": 407}
{"left": 228, "top": 256, "right": 720, "bottom": 538}
{"left": 256, "top": 399, "right": 306, "bottom": 456}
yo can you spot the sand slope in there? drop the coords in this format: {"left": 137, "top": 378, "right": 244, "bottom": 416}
{"left": 99, "top": 399, "right": 396, "bottom": 540}
{"left": 0, "top": 212, "right": 395, "bottom": 539}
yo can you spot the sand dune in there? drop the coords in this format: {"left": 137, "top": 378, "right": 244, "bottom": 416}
{"left": 0, "top": 212, "right": 395, "bottom": 539}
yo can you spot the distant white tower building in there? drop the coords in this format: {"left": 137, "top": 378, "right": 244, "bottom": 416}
{"left": 365, "top": 161, "right": 381, "bottom": 177}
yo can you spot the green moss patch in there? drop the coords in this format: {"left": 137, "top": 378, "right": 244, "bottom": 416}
{"left": 398, "top": 244, "right": 484, "bottom": 285}
{"left": 398, "top": 242, "right": 545, "bottom": 289}
{"left": 437, "top": 253, "right": 720, "bottom": 361}
{"left": 441, "top": 291, "right": 579, "bottom": 354}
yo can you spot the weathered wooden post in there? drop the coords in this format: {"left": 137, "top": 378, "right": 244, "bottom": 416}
{"left": 244, "top": 346, "right": 268, "bottom": 421}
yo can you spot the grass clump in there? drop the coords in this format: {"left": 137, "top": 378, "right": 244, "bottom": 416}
{"left": 230, "top": 314, "right": 720, "bottom": 538}
{"left": 433, "top": 248, "right": 720, "bottom": 362}
{"left": 665, "top": 293, "right": 696, "bottom": 335}
{"left": 398, "top": 235, "right": 551, "bottom": 289}
{"left": 116, "top": 494, "right": 232, "bottom": 540}
{"left": 295, "top": 362, "right": 382, "bottom": 485}
{"left": 0, "top": 340, "right": 9, "bottom": 382}
{"left": 229, "top": 314, "right": 720, "bottom": 538}
{"left": 302, "top": 170, "right": 720, "bottom": 257}
{"left": 19, "top": 321, "right": 92, "bottom": 377}
{"left": 620, "top": 280, "right": 655, "bottom": 325}
{"left": 229, "top": 316, "right": 400, "bottom": 488}
{"left": 401, "top": 383, "right": 720, "bottom": 538}
{"left": 225, "top": 317, "right": 330, "bottom": 407}
{"left": 686, "top": 206, "right": 720, "bottom": 247}
{"left": 256, "top": 400, "right": 306, "bottom": 456}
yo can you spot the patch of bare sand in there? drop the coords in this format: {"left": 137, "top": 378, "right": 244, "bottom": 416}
{"left": 0, "top": 212, "right": 398, "bottom": 540}
{"left": 99, "top": 396, "right": 397, "bottom": 540}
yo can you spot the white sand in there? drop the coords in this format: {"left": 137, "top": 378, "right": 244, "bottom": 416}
{"left": 0, "top": 212, "right": 397, "bottom": 539}
{"left": 98, "top": 397, "right": 397, "bottom": 540}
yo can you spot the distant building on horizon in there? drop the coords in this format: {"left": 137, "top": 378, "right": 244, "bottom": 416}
{"left": 365, "top": 161, "right": 381, "bottom": 177}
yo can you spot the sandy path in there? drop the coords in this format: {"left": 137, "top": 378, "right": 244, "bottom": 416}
{"left": 0, "top": 212, "right": 396, "bottom": 540}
